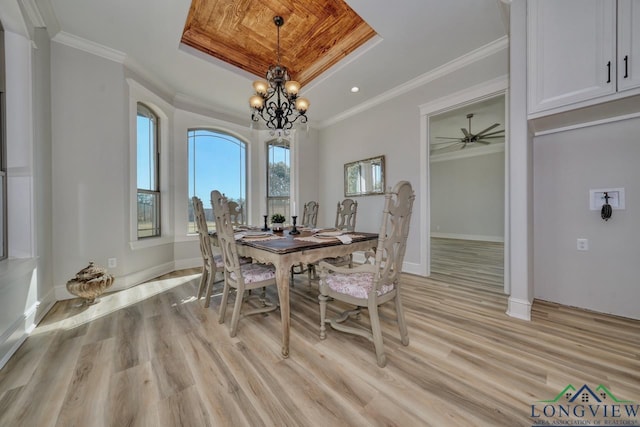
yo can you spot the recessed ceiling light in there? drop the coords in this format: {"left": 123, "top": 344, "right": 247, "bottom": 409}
{"left": 350, "top": 86, "right": 360, "bottom": 93}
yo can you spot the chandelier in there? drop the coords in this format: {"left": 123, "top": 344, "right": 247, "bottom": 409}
{"left": 249, "top": 16, "right": 310, "bottom": 135}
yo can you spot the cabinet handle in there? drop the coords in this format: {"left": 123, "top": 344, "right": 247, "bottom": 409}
{"left": 623, "top": 55, "right": 628, "bottom": 79}
{"left": 606, "top": 61, "right": 611, "bottom": 83}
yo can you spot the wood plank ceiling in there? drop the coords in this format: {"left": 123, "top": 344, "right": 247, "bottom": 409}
{"left": 181, "top": 0, "right": 377, "bottom": 87}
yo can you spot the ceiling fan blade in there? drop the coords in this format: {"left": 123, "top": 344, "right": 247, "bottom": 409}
{"left": 474, "top": 123, "right": 500, "bottom": 136}
{"left": 434, "top": 136, "right": 464, "bottom": 140}
{"left": 432, "top": 140, "right": 463, "bottom": 145}
{"left": 431, "top": 141, "right": 463, "bottom": 152}
{"left": 461, "top": 128, "right": 471, "bottom": 138}
{"left": 477, "top": 129, "right": 505, "bottom": 137}
{"left": 431, "top": 143, "right": 463, "bottom": 151}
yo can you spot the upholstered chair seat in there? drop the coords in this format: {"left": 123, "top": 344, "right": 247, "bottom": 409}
{"left": 230, "top": 263, "right": 276, "bottom": 283}
{"left": 322, "top": 271, "right": 394, "bottom": 299}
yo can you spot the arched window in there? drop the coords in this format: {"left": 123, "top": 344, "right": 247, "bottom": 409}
{"left": 136, "top": 103, "right": 160, "bottom": 238}
{"left": 187, "top": 129, "right": 247, "bottom": 232}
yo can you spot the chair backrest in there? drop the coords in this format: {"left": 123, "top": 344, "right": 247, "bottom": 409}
{"left": 335, "top": 198, "right": 358, "bottom": 231}
{"left": 211, "top": 190, "right": 243, "bottom": 284}
{"left": 227, "top": 201, "right": 244, "bottom": 226}
{"left": 192, "top": 196, "right": 214, "bottom": 264}
{"left": 302, "top": 201, "right": 319, "bottom": 228}
{"left": 373, "top": 181, "right": 415, "bottom": 292}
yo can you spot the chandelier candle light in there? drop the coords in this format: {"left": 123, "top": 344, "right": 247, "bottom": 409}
{"left": 249, "top": 16, "right": 310, "bottom": 135}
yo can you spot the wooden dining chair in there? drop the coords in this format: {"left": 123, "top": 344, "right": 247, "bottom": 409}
{"left": 192, "top": 196, "right": 224, "bottom": 308}
{"left": 290, "top": 201, "right": 320, "bottom": 285}
{"left": 227, "top": 200, "right": 244, "bottom": 226}
{"left": 335, "top": 198, "right": 357, "bottom": 231}
{"left": 211, "top": 190, "right": 279, "bottom": 337}
{"left": 318, "top": 181, "right": 415, "bottom": 367}
{"left": 305, "top": 198, "right": 359, "bottom": 286}
{"left": 301, "top": 201, "right": 319, "bottom": 227}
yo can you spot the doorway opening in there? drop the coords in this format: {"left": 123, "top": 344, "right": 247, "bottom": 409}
{"left": 419, "top": 78, "right": 509, "bottom": 294}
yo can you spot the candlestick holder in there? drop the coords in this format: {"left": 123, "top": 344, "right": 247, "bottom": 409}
{"left": 289, "top": 215, "right": 300, "bottom": 235}
{"left": 262, "top": 215, "right": 270, "bottom": 231}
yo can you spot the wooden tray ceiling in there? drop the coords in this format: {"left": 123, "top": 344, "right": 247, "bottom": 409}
{"left": 181, "top": 0, "right": 377, "bottom": 87}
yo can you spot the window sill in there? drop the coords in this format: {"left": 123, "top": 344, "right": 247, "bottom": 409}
{"left": 129, "top": 236, "right": 173, "bottom": 250}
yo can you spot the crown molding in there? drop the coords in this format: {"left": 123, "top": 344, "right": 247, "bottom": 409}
{"left": 19, "top": 0, "right": 45, "bottom": 28}
{"left": 430, "top": 142, "right": 504, "bottom": 163}
{"left": 52, "top": 31, "right": 126, "bottom": 63}
{"left": 319, "top": 35, "right": 509, "bottom": 128}
{"left": 419, "top": 75, "right": 508, "bottom": 116}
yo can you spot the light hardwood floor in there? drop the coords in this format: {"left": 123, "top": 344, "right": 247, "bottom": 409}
{"left": 431, "top": 237, "right": 504, "bottom": 288}
{"left": 0, "top": 249, "right": 638, "bottom": 426}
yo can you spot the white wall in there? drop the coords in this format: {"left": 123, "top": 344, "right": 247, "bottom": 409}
{"left": 0, "top": 19, "right": 55, "bottom": 367}
{"left": 51, "top": 41, "right": 141, "bottom": 298}
{"left": 533, "top": 117, "right": 640, "bottom": 320}
{"left": 431, "top": 151, "right": 505, "bottom": 241}
{"left": 319, "top": 48, "right": 509, "bottom": 274}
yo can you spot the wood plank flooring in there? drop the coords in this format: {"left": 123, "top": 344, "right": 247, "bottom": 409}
{"left": 431, "top": 237, "right": 504, "bottom": 288}
{"left": 0, "top": 249, "right": 638, "bottom": 426}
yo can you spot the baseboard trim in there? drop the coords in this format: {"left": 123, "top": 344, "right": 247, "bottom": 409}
{"left": 0, "top": 291, "right": 56, "bottom": 370}
{"left": 431, "top": 232, "right": 504, "bottom": 243}
{"left": 34, "top": 288, "right": 56, "bottom": 325}
{"left": 174, "top": 257, "right": 201, "bottom": 271}
{"left": 506, "top": 296, "right": 532, "bottom": 321}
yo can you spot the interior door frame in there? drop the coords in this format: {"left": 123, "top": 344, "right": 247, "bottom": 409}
{"left": 419, "top": 76, "right": 510, "bottom": 294}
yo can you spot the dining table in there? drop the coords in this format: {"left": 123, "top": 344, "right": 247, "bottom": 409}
{"left": 215, "top": 227, "right": 379, "bottom": 358}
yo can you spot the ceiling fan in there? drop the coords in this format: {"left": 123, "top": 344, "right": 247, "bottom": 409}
{"left": 431, "top": 113, "right": 505, "bottom": 153}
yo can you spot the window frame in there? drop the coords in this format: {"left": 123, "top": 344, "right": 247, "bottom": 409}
{"left": 0, "top": 23, "right": 7, "bottom": 260}
{"left": 187, "top": 128, "right": 247, "bottom": 233}
{"left": 136, "top": 102, "right": 161, "bottom": 239}
{"left": 266, "top": 138, "right": 291, "bottom": 219}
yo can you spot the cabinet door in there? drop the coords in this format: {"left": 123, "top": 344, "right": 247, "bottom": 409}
{"left": 528, "top": 0, "right": 617, "bottom": 114}
{"left": 618, "top": 0, "right": 640, "bottom": 91}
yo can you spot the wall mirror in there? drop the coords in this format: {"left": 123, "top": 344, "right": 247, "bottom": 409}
{"left": 344, "top": 155, "right": 385, "bottom": 197}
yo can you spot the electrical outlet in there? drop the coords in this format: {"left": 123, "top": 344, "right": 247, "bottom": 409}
{"left": 576, "top": 238, "right": 589, "bottom": 251}
{"left": 108, "top": 258, "right": 117, "bottom": 268}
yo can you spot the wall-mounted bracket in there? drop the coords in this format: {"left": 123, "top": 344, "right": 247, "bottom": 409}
{"left": 589, "top": 188, "right": 625, "bottom": 211}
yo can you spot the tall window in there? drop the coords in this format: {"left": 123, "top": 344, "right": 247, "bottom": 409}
{"left": 267, "top": 139, "right": 290, "bottom": 218}
{"left": 136, "top": 103, "right": 160, "bottom": 238}
{"left": 0, "top": 23, "right": 6, "bottom": 259}
{"left": 187, "top": 129, "right": 246, "bottom": 233}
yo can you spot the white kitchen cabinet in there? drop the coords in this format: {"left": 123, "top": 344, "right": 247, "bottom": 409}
{"left": 528, "top": 0, "right": 640, "bottom": 117}
{"left": 528, "top": 0, "right": 616, "bottom": 115}
{"left": 618, "top": 0, "right": 640, "bottom": 91}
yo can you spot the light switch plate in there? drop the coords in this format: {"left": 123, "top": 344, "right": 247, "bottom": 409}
{"left": 589, "top": 188, "right": 625, "bottom": 211}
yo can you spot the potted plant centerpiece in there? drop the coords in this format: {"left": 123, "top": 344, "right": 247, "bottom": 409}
{"left": 271, "top": 213, "right": 286, "bottom": 232}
